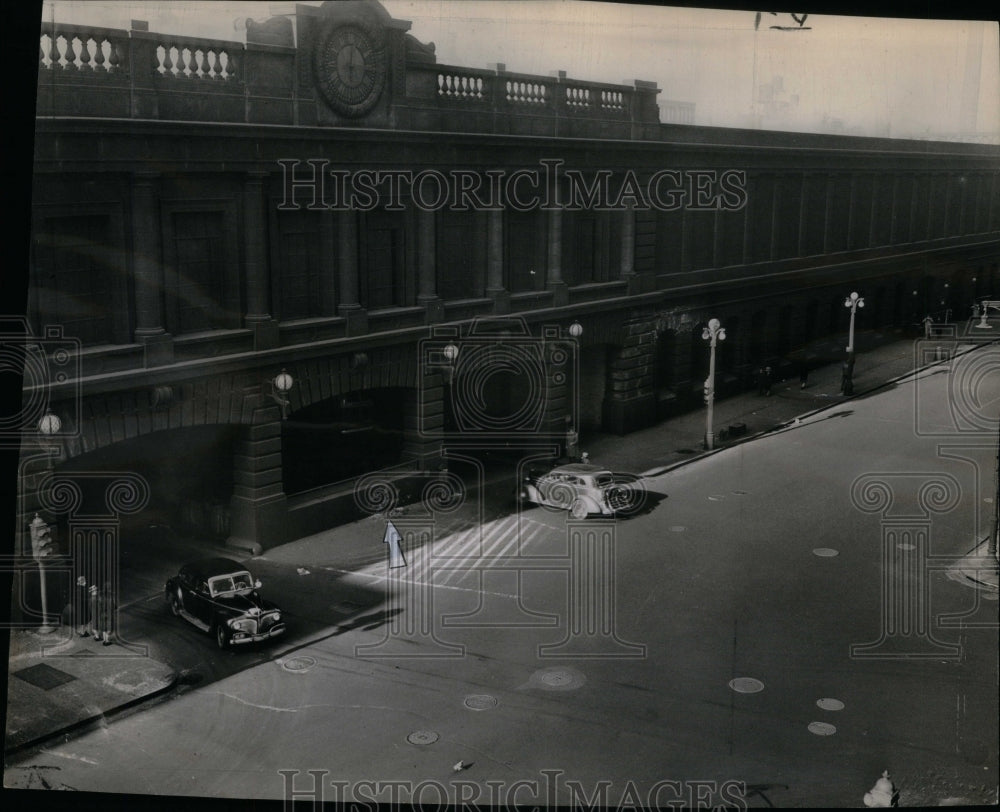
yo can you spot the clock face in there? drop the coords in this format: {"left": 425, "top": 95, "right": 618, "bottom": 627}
{"left": 315, "top": 23, "right": 387, "bottom": 118}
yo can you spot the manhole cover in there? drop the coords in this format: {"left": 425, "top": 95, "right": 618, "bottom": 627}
{"left": 407, "top": 730, "right": 439, "bottom": 746}
{"left": 531, "top": 666, "right": 586, "bottom": 691}
{"left": 732, "top": 490, "right": 748, "bottom": 495}
{"left": 816, "top": 698, "right": 845, "bottom": 711}
{"left": 464, "top": 694, "right": 498, "bottom": 711}
{"left": 281, "top": 656, "right": 316, "bottom": 673}
{"left": 332, "top": 601, "right": 363, "bottom": 615}
{"left": 13, "top": 663, "right": 77, "bottom": 690}
{"left": 708, "top": 494, "right": 725, "bottom": 501}
{"left": 896, "top": 543, "right": 916, "bottom": 551}
{"left": 669, "top": 525, "right": 686, "bottom": 532}
{"left": 812, "top": 548, "right": 839, "bottom": 557}
{"left": 808, "top": 721, "right": 837, "bottom": 736}
{"left": 728, "top": 677, "right": 765, "bottom": 694}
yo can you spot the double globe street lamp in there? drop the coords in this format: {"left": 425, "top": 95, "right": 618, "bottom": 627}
{"left": 843, "top": 291, "right": 864, "bottom": 396}
{"left": 701, "top": 318, "right": 725, "bottom": 450}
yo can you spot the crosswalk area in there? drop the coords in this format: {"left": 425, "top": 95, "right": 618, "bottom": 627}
{"left": 353, "top": 512, "right": 564, "bottom": 592}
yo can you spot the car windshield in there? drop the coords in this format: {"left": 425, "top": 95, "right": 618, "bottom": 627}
{"left": 595, "top": 474, "right": 614, "bottom": 487}
{"left": 209, "top": 572, "right": 254, "bottom": 596}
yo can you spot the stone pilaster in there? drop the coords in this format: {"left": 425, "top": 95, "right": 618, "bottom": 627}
{"left": 337, "top": 209, "right": 368, "bottom": 335}
{"left": 243, "top": 171, "right": 280, "bottom": 350}
{"left": 546, "top": 208, "right": 568, "bottom": 306}
{"left": 417, "top": 208, "right": 444, "bottom": 323}
{"left": 131, "top": 171, "right": 173, "bottom": 366}
{"left": 486, "top": 209, "right": 510, "bottom": 313}
{"left": 227, "top": 397, "right": 287, "bottom": 554}
{"left": 603, "top": 315, "right": 657, "bottom": 434}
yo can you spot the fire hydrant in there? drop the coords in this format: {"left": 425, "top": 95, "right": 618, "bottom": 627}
{"left": 863, "top": 770, "right": 899, "bottom": 807}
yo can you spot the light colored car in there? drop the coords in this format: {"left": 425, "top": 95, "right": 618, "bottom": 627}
{"left": 519, "top": 463, "right": 639, "bottom": 519}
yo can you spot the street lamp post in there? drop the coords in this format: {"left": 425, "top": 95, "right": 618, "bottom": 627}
{"left": 843, "top": 292, "right": 864, "bottom": 395}
{"left": 701, "top": 318, "right": 725, "bottom": 450}
{"left": 34, "top": 412, "right": 62, "bottom": 633}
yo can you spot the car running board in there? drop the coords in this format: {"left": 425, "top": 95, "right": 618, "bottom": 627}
{"left": 178, "top": 609, "right": 210, "bottom": 632}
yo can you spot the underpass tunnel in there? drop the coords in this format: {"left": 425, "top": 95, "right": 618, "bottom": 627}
{"left": 282, "top": 388, "right": 408, "bottom": 495}
{"left": 18, "top": 425, "right": 237, "bottom": 622}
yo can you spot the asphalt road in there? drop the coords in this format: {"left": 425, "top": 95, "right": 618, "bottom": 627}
{"left": 5, "top": 346, "right": 999, "bottom": 808}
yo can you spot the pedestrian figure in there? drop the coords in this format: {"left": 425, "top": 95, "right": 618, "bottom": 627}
{"left": 799, "top": 362, "right": 809, "bottom": 390}
{"left": 79, "top": 581, "right": 100, "bottom": 639}
{"left": 840, "top": 361, "right": 854, "bottom": 396}
{"left": 73, "top": 576, "right": 91, "bottom": 636}
{"left": 763, "top": 366, "right": 773, "bottom": 396}
{"left": 564, "top": 416, "right": 580, "bottom": 461}
{"left": 755, "top": 366, "right": 765, "bottom": 395}
{"left": 96, "top": 582, "right": 116, "bottom": 646}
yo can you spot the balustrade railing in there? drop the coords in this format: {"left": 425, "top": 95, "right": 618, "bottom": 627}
{"left": 437, "top": 71, "right": 488, "bottom": 100}
{"left": 152, "top": 35, "right": 239, "bottom": 81}
{"left": 39, "top": 23, "right": 129, "bottom": 74}
{"left": 37, "top": 20, "right": 649, "bottom": 130}
{"left": 505, "top": 78, "right": 548, "bottom": 105}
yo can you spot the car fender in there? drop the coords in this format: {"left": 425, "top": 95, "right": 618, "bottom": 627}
{"left": 521, "top": 483, "right": 542, "bottom": 503}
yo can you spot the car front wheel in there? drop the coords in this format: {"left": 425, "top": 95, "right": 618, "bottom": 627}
{"left": 169, "top": 589, "right": 182, "bottom": 617}
{"left": 215, "top": 623, "right": 229, "bottom": 649}
{"left": 570, "top": 499, "right": 589, "bottom": 520}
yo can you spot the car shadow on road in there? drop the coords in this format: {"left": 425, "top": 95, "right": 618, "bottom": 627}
{"left": 615, "top": 490, "right": 668, "bottom": 520}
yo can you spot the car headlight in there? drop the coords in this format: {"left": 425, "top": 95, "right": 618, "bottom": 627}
{"left": 271, "top": 612, "right": 281, "bottom": 622}
{"left": 228, "top": 618, "right": 250, "bottom": 631}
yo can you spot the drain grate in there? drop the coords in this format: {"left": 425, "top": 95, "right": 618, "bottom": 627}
{"left": 463, "top": 694, "right": 498, "bottom": 711}
{"left": 407, "top": 730, "right": 439, "bottom": 746}
{"left": 812, "top": 548, "right": 839, "bottom": 557}
{"left": 70, "top": 649, "right": 96, "bottom": 657}
{"left": 332, "top": 601, "right": 363, "bottom": 615}
{"left": 816, "top": 698, "right": 845, "bottom": 711}
{"left": 675, "top": 448, "right": 696, "bottom": 454}
{"left": 13, "top": 663, "right": 77, "bottom": 690}
{"left": 807, "top": 721, "right": 837, "bottom": 736}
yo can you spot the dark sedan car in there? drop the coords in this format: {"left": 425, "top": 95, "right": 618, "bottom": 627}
{"left": 165, "top": 557, "right": 285, "bottom": 649}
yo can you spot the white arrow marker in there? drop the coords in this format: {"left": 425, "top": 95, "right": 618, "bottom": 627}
{"left": 384, "top": 520, "right": 407, "bottom": 569}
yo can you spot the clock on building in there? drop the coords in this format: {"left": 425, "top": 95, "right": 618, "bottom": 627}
{"left": 314, "top": 19, "right": 387, "bottom": 118}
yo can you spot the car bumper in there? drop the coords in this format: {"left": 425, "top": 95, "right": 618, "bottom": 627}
{"left": 229, "top": 623, "right": 286, "bottom": 644}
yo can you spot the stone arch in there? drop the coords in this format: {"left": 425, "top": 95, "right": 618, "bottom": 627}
{"left": 46, "top": 372, "right": 271, "bottom": 465}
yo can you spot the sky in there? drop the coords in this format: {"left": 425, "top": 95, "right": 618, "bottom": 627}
{"left": 39, "top": 0, "right": 1000, "bottom": 141}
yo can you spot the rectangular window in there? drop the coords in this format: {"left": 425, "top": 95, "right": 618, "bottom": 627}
{"left": 275, "top": 210, "right": 324, "bottom": 320}
{"left": 505, "top": 210, "right": 546, "bottom": 293}
{"left": 361, "top": 210, "right": 406, "bottom": 310}
{"left": 171, "top": 211, "right": 227, "bottom": 334}
{"left": 32, "top": 214, "right": 114, "bottom": 345}
{"left": 437, "top": 210, "right": 485, "bottom": 300}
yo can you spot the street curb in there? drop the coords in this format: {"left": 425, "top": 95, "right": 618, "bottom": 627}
{"left": 640, "top": 337, "right": 998, "bottom": 479}
{"left": 3, "top": 668, "right": 179, "bottom": 758}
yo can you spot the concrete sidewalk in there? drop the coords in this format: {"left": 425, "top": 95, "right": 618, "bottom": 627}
{"left": 4, "top": 628, "right": 176, "bottom": 754}
{"left": 5, "top": 328, "right": 997, "bottom": 755}
{"left": 581, "top": 329, "right": 924, "bottom": 475}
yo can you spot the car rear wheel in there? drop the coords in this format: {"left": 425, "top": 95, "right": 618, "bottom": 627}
{"left": 169, "top": 589, "right": 182, "bottom": 617}
{"left": 570, "top": 499, "right": 589, "bottom": 520}
{"left": 215, "top": 623, "right": 229, "bottom": 649}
